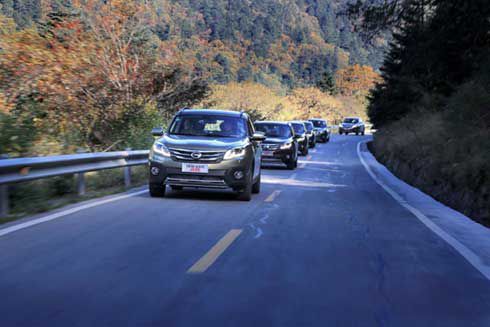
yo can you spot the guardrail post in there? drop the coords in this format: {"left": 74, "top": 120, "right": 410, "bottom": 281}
{"left": 0, "top": 185, "right": 8, "bottom": 218}
{"left": 76, "top": 173, "right": 86, "bottom": 196}
{"left": 75, "top": 149, "right": 87, "bottom": 196}
{"left": 124, "top": 148, "right": 132, "bottom": 188}
{"left": 0, "top": 154, "right": 9, "bottom": 218}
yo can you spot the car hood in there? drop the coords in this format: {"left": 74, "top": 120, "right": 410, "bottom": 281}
{"left": 262, "top": 137, "right": 291, "bottom": 144}
{"left": 341, "top": 123, "right": 356, "bottom": 128}
{"left": 159, "top": 134, "right": 246, "bottom": 151}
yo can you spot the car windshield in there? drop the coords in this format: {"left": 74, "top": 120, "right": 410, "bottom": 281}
{"left": 255, "top": 123, "right": 292, "bottom": 138}
{"left": 169, "top": 115, "right": 247, "bottom": 138}
{"left": 344, "top": 118, "right": 359, "bottom": 124}
{"left": 304, "top": 122, "right": 313, "bottom": 132}
{"left": 310, "top": 120, "right": 327, "bottom": 128}
{"left": 291, "top": 123, "right": 305, "bottom": 134}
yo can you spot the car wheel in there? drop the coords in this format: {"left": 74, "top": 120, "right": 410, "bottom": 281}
{"left": 237, "top": 171, "right": 253, "bottom": 201}
{"left": 361, "top": 130, "right": 365, "bottom": 136}
{"left": 149, "top": 184, "right": 166, "bottom": 197}
{"left": 171, "top": 186, "right": 183, "bottom": 191}
{"left": 286, "top": 157, "right": 296, "bottom": 170}
{"left": 339, "top": 131, "right": 343, "bottom": 135}
{"left": 252, "top": 171, "right": 261, "bottom": 194}
{"left": 326, "top": 136, "right": 330, "bottom": 142}
{"left": 356, "top": 131, "right": 359, "bottom": 136}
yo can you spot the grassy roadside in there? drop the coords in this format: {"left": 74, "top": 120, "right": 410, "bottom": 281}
{"left": 1, "top": 166, "right": 148, "bottom": 225}
{"left": 369, "top": 113, "right": 489, "bottom": 228}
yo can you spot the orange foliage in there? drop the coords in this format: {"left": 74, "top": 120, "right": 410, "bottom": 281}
{"left": 335, "top": 64, "right": 381, "bottom": 96}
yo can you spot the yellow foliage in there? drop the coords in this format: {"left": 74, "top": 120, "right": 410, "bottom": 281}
{"left": 201, "top": 82, "right": 368, "bottom": 124}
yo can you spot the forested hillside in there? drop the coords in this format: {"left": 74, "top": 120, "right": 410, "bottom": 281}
{"left": 0, "top": 0, "right": 385, "bottom": 87}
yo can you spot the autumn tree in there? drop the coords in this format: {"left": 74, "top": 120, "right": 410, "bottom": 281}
{"left": 335, "top": 64, "right": 381, "bottom": 96}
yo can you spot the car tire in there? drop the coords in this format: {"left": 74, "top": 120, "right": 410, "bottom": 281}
{"left": 252, "top": 171, "right": 261, "bottom": 194}
{"left": 361, "top": 130, "right": 365, "bottom": 136}
{"left": 149, "top": 184, "right": 166, "bottom": 197}
{"left": 326, "top": 136, "right": 330, "bottom": 142}
{"left": 286, "top": 158, "right": 296, "bottom": 170}
{"left": 339, "top": 131, "right": 343, "bottom": 135}
{"left": 302, "top": 144, "right": 308, "bottom": 156}
{"left": 237, "top": 171, "right": 253, "bottom": 201}
{"left": 356, "top": 131, "right": 359, "bottom": 136}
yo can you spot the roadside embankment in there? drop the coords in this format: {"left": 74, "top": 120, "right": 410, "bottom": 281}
{"left": 369, "top": 112, "right": 489, "bottom": 227}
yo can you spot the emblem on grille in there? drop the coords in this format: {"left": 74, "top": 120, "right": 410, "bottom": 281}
{"left": 191, "top": 152, "right": 202, "bottom": 159}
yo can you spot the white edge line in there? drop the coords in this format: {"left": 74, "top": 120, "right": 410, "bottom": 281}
{"left": 0, "top": 189, "right": 148, "bottom": 237}
{"left": 357, "top": 141, "right": 490, "bottom": 281}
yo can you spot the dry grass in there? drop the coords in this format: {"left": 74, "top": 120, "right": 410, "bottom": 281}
{"left": 372, "top": 111, "right": 489, "bottom": 226}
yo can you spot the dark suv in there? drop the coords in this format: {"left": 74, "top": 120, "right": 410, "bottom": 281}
{"left": 149, "top": 109, "right": 265, "bottom": 201}
{"left": 303, "top": 121, "right": 317, "bottom": 148}
{"left": 289, "top": 121, "right": 309, "bottom": 156}
{"left": 254, "top": 121, "right": 298, "bottom": 170}
{"left": 309, "top": 118, "right": 330, "bottom": 143}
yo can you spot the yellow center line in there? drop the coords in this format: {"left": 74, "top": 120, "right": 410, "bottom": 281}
{"left": 265, "top": 190, "right": 281, "bottom": 203}
{"left": 187, "top": 229, "right": 242, "bottom": 274}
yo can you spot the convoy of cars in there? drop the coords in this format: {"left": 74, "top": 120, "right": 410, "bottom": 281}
{"left": 148, "top": 109, "right": 367, "bottom": 201}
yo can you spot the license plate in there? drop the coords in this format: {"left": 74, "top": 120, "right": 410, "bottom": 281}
{"left": 182, "top": 163, "right": 208, "bottom": 173}
{"left": 262, "top": 151, "right": 274, "bottom": 156}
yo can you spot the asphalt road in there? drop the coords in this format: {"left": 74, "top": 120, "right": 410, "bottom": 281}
{"left": 1, "top": 135, "right": 489, "bottom": 327}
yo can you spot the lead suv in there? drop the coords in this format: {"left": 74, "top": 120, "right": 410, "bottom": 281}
{"left": 149, "top": 109, "right": 265, "bottom": 201}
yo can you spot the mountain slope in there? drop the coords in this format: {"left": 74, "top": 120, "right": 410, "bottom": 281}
{"left": 1, "top": 0, "right": 386, "bottom": 87}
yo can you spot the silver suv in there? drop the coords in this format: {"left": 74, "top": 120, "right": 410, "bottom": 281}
{"left": 149, "top": 109, "right": 265, "bottom": 201}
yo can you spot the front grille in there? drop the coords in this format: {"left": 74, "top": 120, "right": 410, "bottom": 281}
{"left": 166, "top": 174, "right": 228, "bottom": 189}
{"left": 261, "top": 144, "right": 280, "bottom": 151}
{"left": 168, "top": 148, "right": 225, "bottom": 163}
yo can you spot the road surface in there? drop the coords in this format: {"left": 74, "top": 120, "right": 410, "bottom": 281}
{"left": 1, "top": 135, "right": 489, "bottom": 326}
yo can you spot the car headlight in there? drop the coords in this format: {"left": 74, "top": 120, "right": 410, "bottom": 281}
{"left": 280, "top": 143, "right": 292, "bottom": 150}
{"left": 224, "top": 147, "right": 246, "bottom": 160}
{"left": 152, "top": 142, "right": 170, "bottom": 157}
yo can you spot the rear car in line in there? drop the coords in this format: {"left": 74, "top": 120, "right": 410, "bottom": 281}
{"left": 148, "top": 109, "right": 265, "bottom": 201}
{"left": 289, "top": 121, "right": 309, "bottom": 156}
{"left": 309, "top": 118, "right": 330, "bottom": 143}
{"left": 339, "top": 117, "right": 365, "bottom": 136}
{"left": 254, "top": 121, "right": 298, "bottom": 170}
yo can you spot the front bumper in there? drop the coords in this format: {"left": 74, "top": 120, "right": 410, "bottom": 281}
{"left": 261, "top": 148, "right": 294, "bottom": 164}
{"left": 340, "top": 126, "right": 361, "bottom": 133}
{"left": 149, "top": 156, "right": 252, "bottom": 190}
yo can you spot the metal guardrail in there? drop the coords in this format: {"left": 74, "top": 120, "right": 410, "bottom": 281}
{"left": 0, "top": 150, "right": 150, "bottom": 217}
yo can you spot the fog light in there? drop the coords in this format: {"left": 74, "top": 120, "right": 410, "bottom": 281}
{"left": 151, "top": 167, "right": 160, "bottom": 176}
{"left": 233, "top": 170, "right": 244, "bottom": 180}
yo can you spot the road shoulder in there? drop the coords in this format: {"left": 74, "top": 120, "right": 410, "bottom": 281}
{"left": 358, "top": 140, "right": 490, "bottom": 281}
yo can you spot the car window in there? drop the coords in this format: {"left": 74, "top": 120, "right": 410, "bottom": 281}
{"left": 304, "top": 122, "right": 313, "bottom": 132}
{"left": 291, "top": 123, "right": 305, "bottom": 134}
{"left": 310, "top": 120, "right": 326, "bottom": 128}
{"left": 169, "top": 115, "right": 247, "bottom": 138}
{"left": 343, "top": 118, "right": 359, "bottom": 124}
{"left": 255, "top": 124, "right": 292, "bottom": 138}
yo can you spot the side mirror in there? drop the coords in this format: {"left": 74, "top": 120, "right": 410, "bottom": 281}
{"left": 251, "top": 132, "right": 266, "bottom": 142}
{"left": 151, "top": 127, "right": 164, "bottom": 137}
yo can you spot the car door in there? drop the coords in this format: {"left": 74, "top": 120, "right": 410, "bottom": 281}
{"left": 247, "top": 119, "right": 261, "bottom": 179}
